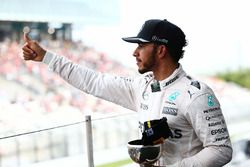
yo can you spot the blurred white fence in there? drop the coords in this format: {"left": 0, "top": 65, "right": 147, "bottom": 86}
{"left": 0, "top": 113, "right": 138, "bottom": 167}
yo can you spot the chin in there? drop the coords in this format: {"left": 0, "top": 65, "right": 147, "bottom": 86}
{"left": 138, "top": 68, "right": 149, "bottom": 74}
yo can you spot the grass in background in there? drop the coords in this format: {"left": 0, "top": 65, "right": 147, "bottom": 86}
{"left": 97, "top": 159, "right": 133, "bottom": 167}
{"left": 216, "top": 68, "right": 250, "bottom": 89}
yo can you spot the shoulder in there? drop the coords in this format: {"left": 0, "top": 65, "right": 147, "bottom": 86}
{"left": 177, "top": 75, "right": 218, "bottom": 106}
{"left": 176, "top": 75, "right": 222, "bottom": 118}
{"left": 183, "top": 75, "right": 214, "bottom": 95}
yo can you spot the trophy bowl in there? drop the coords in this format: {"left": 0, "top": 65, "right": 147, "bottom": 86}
{"left": 127, "top": 139, "right": 162, "bottom": 166}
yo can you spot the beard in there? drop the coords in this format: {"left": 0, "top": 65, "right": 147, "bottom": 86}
{"left": 138, "top": 45, "right": 158, "bottom": 74}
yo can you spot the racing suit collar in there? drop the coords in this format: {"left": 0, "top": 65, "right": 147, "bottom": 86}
{"left": 158, "top": 64, "right": 186, "bottom": 90}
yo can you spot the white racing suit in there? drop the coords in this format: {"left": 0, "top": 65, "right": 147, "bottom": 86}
{"left": 43, "top": 52, "right": 232, "bottom": 167}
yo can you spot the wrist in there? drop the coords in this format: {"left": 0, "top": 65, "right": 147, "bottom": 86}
{"left": 42, "top": 51, "right": 54, "bottom": 65}
{"left": 41, "top": 48, "right": 46, "bottom": 58}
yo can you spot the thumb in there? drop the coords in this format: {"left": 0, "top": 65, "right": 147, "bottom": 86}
{"left": 24, "top": 32, "right": 31, "bottom": 42}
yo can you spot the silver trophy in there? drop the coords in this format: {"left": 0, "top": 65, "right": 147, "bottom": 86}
{"left": 127, "top": 139, "right": 162, "bottom": 167}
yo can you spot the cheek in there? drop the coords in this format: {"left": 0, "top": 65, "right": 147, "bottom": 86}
{"left": 140, "top": 50, "right": 149, "bottom": 59}
{"left": 142, "top": 50, "right": 153, "bottom": 61}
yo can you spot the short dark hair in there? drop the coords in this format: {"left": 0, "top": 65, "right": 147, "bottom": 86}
{"left": 166, "top": 28, "right": 187, "bottom": 63}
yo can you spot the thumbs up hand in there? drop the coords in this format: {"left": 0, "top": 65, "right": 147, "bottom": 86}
{"left": 22, "top": 33, "right": 46, "bottom": 62}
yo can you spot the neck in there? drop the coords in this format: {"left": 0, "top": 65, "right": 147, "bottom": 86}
{"left": 153, "top": 63, "right": 179, "bottom": 81}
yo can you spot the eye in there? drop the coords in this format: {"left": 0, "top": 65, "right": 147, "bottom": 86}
{"left": 138, "top": 43, "right": 144, "bottom": 48}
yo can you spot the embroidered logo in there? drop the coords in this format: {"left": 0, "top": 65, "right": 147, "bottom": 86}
{"left": 188, "top": 90, "right": 195, "bottom": 99}
{"left": 142, "top": 91, "right": 149, "bottom": 100}
{"left": 207, "top": 95, "right": 215, "bottom": 107}
{"left": 164, "top": 75, "right": 179, "bottom": 87}
{"left": 168, "top": 92, "right": 180, "bottom": 102}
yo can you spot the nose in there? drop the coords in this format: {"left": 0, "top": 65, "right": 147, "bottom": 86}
{"left": 133, "top": 47, "right": 139, "bottom": 57}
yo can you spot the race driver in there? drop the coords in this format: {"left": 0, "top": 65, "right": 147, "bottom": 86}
{"left": 22, "top": 19, "right": 232, "bottom": 166}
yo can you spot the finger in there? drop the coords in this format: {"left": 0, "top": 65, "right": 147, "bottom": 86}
{"left": 22, "top": 46, "right": 35, "bottom": 54}
{"left": 24, "top": 32, "right": 31, "bottom": 42}
{"left": 23, "top": 51, "right": 33, "bottom": 56}
{"left": 23, "top": 55, "right": 32, "bottom": 60}
{"left": 24, "top": 57, "right": 33, "bottom": 61}
{"left": 23, "top": 54, "right": 36, "bottom": 60}
{"left": 23, "top": 51, "right": 37, "bottom": 58}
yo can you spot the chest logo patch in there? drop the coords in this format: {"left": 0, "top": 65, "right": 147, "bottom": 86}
{"left": 168, "top": 92, "right": 180, "bottom": 102}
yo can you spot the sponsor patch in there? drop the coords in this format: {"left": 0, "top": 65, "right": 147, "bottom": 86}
{"left": 163, "top": 75, "right": 179, "bottom": 87}
{"left": 208, "top": 120, "right": 224, "bottom": 127}
{"left": 169, "top": 129, "right": 182, "bottom": 139}
{"left": 151, "top": 81, "right": 161, "bottom": 92}
{"left": 211, "top": 127, "right": 227, "bottom": 135}
{"left": 165, "top": 101, "right": 176, "bottom": 105}
{"left": 203, "top": 107, "right": 220, "bottom": 114}
{"left": 115, "top": 76, "right": 133, "bottom": 82}
{"left": 205, "top": 113, "right": 223, "bottom": 121}
{"left": 162, "top": 107, "right": 178, "bottom": 116}
{"left": 140, "top": 103, "right": 148, "bottom": 110}
{"left": 214, "top": 136, "right": 229, "bottom": 142}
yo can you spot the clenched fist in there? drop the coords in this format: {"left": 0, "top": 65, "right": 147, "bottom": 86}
{"left": 22, "top": 33, "right": 46, "bottom": 62}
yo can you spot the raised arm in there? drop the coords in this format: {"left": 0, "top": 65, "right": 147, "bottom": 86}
{"left": 22, "top": 33, "right": 139, "bottom": 111}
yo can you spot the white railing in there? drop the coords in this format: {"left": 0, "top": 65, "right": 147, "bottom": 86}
{"left": 0, "top": 113, "right": 138, "bottom": 167}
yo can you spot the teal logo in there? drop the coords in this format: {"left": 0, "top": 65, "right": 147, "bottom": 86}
{"left": 142, "top": 91, "right": 149, "bottom": 100}
{"left": 168, "top": 92, "right": 180, "bottom": 102}
{"left": 207, "top": 95, "right": 215, "bottom": 106}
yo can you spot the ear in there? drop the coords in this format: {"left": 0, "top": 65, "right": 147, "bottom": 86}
{"left": 157, "top": 45, "right": 168, "bottom": 59}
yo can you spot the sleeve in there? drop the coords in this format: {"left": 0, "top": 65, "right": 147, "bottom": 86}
{"left": 179, "top": 92, "right": 233, "bottom": 167}
{"left": 42, "top": 51, "right": 139, "bottom": 111}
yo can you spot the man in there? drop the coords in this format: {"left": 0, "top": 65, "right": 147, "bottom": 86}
{"left": 22, "top": 19, "right": 232, "bottom": 166}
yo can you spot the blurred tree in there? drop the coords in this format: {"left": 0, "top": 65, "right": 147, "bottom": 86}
{"left": 217, "top": 68, "right": 250, "bottom": 89}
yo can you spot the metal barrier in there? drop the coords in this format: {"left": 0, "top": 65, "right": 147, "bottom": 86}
{"left": 0, "top": 113, "right": 138, "bottom": 167}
